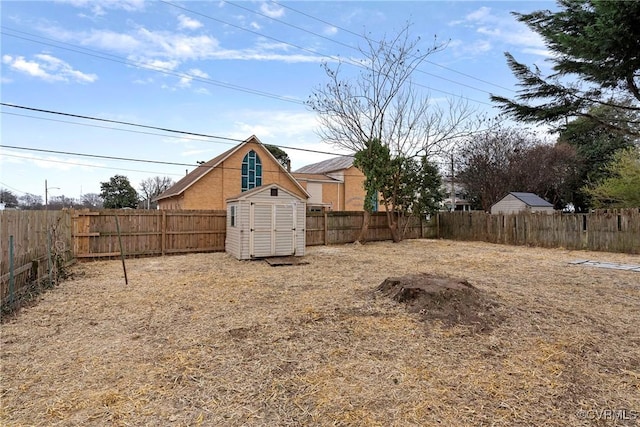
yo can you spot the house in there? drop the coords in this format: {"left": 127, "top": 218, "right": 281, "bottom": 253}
{"left": 490, "top": 192, "right": 555, "bottom": 214}
{"left": 441, "top": 175, "right": 473, "bottom": 211}
{"left": 155, "top": 135, "right": 308, "bottom": 210}
{"left": 292, "top": 156, "right": 367, "bottom": 211}
{"left": 225, "top": 183, "right": 306, "bottom": 260}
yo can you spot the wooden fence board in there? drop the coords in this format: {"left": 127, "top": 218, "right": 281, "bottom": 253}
{"left": 438, "top": 208, "right": 640, "bottom": 254}
{"left": 1, "top": 210, "right": 73, "bottom": 307}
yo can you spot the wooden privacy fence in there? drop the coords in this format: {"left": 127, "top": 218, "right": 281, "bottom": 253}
{"left": 438, "top": 208, "right": 640, "bottom": 254}
{"left": 4, "top": 207, "right": 638, "bottom": 309}
{"left": 1, "top": 210, "right": 73, "bottom": 309}
{"left": 306, "top": 211, "right": 437, "bottom": 245}
{"left": 73, "top": 209, "right": 227, "bottom": 258}
{"left": 72, "top": 210, "right": 436, "bottom": 257}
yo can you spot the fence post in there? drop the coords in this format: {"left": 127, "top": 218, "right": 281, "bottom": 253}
{"left": 323, "top": 211, "right": 328, "bottom": 245}
{"left": 161, "top": 210, "right": 167, "bottom": 256}
{"left": 8, "top": 235, "right": 15, "bottom": 308}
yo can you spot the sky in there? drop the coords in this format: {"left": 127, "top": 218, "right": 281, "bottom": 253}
{"left": 0, "top": 0, "right": 556, "bottom": 203}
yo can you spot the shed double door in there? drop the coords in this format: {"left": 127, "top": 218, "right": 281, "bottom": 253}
{"left": 249, "top": 202, "right": 296, "bottom": 258}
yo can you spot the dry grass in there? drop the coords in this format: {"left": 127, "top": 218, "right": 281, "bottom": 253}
{"left": 1, "top": 239, "right": 639, "bottom": 426}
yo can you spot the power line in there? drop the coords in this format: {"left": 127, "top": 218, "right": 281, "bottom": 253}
{"left": 3, "top": 10, "right": 496, "bottom": 108}
{"left": 0, "top": 181, "right": 29, "bottom": 194}
{"left": 1, "top": 144, "right": 199, "bottom": 167}
{"left": 1, "top": 153, "right": 187, "bottom": 176}
{"left": 271, "top": 0, "right": 516, "bottom": 94}
{"left": 0, "top": 103, "right": 348, "bottom": 157}
{"left": 1, "top": 111, "right": 237, "bottom": 145}
{"left": 0, "top": 28, "right": 304, "bottom": 105}
{"left": 159, "top": 1, "right": 496, "bottom": 106}
{"left": 225, "top": 0, "right": 502, "bottom": 97}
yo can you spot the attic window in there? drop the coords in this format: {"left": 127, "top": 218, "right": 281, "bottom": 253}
{"left": 270, "top": 188, "right": 278, "bottom": 197}
{"left": 241, "top": 150, "right": 262, "bottom": 192}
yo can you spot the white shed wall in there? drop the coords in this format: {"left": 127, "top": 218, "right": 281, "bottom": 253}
{"left": 491, "top": 194, "right": 526, "bottom": 214}
{"left": 226, "top": 185, "right": 306, "bottom": 260}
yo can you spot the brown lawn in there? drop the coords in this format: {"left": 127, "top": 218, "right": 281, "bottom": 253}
{"left": 1, "top": 239, "right": 639, "bottom": 426}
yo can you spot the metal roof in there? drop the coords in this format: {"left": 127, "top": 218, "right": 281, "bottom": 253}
{"left": 293, "top": 155, "right": 354, "bottom": 174}
{"left": 509, "top": 192, "right": 554, "bottom": 207}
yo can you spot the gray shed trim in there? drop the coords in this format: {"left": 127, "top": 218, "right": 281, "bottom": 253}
{"left": 226, "top": 183, "right": 306, "bottom": 260}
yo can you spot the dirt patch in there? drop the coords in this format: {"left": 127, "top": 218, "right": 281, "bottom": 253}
{"left": 376, "top": 273, "right": 502, "bottom": 332}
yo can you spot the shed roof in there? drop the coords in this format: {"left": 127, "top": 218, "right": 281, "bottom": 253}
{"left": 508, "top": 192, "right": 554, "bottom": 207}
{"left": 294, "top": 155, "right": 354, "bottom": 174}
{"left": 226, "top": 182, "right": 307, "bottom": 202}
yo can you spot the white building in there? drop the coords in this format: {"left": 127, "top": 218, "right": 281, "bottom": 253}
{"left": 490, "top": 192, "right": 555, "bottom": 215}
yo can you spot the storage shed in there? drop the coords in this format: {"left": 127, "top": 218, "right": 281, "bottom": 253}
{"left": 226, "top": 183, "right": 307, "bottom": 260}
{"left": 491, "top": 192, "right": 555, "bottom": 215}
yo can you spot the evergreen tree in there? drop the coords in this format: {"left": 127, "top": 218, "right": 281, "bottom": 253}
{"left": 491, "top": 0, "right": 640, "bottom": 136}
{"left": 100, "top": 175, "right": 139, "bottom": 209}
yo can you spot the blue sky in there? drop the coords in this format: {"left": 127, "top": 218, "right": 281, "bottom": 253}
{"left": 1, "top": 0, "right": 555, "bottom": 202}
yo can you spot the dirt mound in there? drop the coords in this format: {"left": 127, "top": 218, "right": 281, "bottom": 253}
{"left": 376, "top": 273, "right": 502, "bottom": 332}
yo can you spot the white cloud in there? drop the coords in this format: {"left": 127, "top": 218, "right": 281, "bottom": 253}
{"left": 132, "top": 57, "right": 181, "bottom": 71}
{"left": 522, "top": 48, "right": 552, "bottom": 57}
{"left": 55, "top": 0, "right": 145, "bottom": 16}
{"left": 177, "top": 14, "right": 203, "bottom": 31}
{"left": 177, "top": 68, "right": 208, "bottom": 88}
{"left": 465, "top": 6, "right": 492, "bottom": 22}
{"left": 79, "top": 30, "right": 143, "bottom": 52}
{"left": 448, "top": 6, "right": 545, "bottom": 57}
{"left": 259, "top": 2, "right": 284, "bottom": 18}
{"left": 37, "top": 22, "right": 324, "bottom": 80}
{"left": 189, "top": 68, "right": 209, "bottom": 78}
{"left": 250, "top": 21, "right": 261, "bottom": 30}
{"left": 3, "top": 53, "right": 97, "bottom": 83}
{"left": 193, "top": 87, "right": 210, "bottom": 95}
{"left": 324, "top": 26, "right": 338, "bottom": 36}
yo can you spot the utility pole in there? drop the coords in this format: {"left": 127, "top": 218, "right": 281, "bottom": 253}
{"left": 450, "top": 153, "right": 455, "bottom": 212}
{"left": 45, "top": 180, "right": 60, "bottom": 210}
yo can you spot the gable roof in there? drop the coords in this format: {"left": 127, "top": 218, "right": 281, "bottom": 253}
{"left": 294, "top": 155, "right": 354, "bottom": 174}
{"left": 508, "top": 192, "right": 553, "bottom": 207}
{"left": 226, "top": 182, "right": 307, "bottom": 202}
{"left": 155, "top": 135, "right": 307, "bottom": 201}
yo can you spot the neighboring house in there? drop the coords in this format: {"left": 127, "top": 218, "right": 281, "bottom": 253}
{"left": 226, "top": 183, "right": 306, "bottom": 260}
{"left": 292, "top": 156, "right": 367, "bottom": 211}
{"left": 441, "top": 175, "right": 472, "bottom": 211}
{"left": 155, "top": 135, "right": 308, "bottom": 210}
{"left": 490, "top": 192, "right": 555, "bottom": 215}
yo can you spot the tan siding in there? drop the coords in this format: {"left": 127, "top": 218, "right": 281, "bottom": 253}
{"left": 321, "top": 181, "right": 340, "bottom": 210}
{"left": 173, "top": 141, "right": 306, "bottom": 211}
{"left": 343, "top": 166, "right": 366, "bottom": 210}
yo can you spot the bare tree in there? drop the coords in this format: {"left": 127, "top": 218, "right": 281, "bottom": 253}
{"left": 139, "top": 176, "right": 175, "bottom": 209}
{"left": 457, "top": 125, "right": 578, "bottom": 211}
{"left": 307, "top": 23, "right": 480, "bottom": 241}
{"left": 18, "top": 193, "right": 43, "bottom": 210}
{"left": 47, "top": 195, "right": 76, "bottom": 210}
{"left": 80, "top": 193, "right": 103, "bottom": 209}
